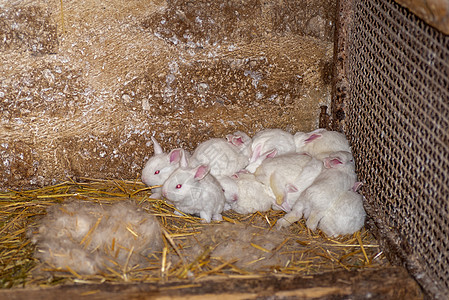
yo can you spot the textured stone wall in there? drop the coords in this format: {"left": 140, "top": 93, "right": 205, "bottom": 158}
{"left": 0, "top": 0, "right": 336, "bottom": 189}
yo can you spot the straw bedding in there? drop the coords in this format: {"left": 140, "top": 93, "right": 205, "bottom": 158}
{"left": 0, "top": 178, "right": 388, "bottom": 288}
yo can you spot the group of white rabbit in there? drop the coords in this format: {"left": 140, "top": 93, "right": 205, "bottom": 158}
{"left": 141, "top": 128, "right": 366, "bottom": 237}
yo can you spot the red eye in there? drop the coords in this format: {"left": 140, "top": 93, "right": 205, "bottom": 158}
{"left": 154, "top": 170, "right": 160, "bottom": 175}
{"left": 176, "top": 184, "right": 182, "bottom": 189}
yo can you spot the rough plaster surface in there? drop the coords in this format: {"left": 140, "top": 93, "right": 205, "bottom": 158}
{"left": 0, "top": 0, "right": 336, "bottom": 189}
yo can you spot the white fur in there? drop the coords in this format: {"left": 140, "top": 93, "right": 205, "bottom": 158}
{"left": 218, "top": 173, "right": 275, "bottom": 214}
{"left": 276, "top": 151, "right": 357, "bottom": 231}
{"left": 245, "top": 129, "right": 296, "bottom": 172}
{"left": 294, "top": 129, "right": 351, "bottom": 160}
{"left": 30, "top": 200, "right": 163, "bottom": 275}
{"left": 141, "top": 136, "right": 188, "bottom": 198}
{"left": 215, "top": 175, "right": 239, "bottom": 207}
{"left": 190, "top": 138, "right": 249, "bottom": 177}
{"left": 278, "top": 157, "right": 324, "bottom": 212}
{"left": 161, "top": 163, "right": 225, "bottom": 223}
{"left": 317, "top": 190, "right": 366, "bottom": 236}
{"left": 254, "top": 153, "right": 318, "bottom": 207}
{"left": 226, "top": 131, "right": 252, "bottom": 158}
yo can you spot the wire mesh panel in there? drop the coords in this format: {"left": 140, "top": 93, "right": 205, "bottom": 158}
{"left": 343, "top": 0, "right": 449, "bottom": 298}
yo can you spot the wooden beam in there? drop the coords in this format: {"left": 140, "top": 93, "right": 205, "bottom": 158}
{"left": 0, "top": 267, "right": 423, "bottom": 300}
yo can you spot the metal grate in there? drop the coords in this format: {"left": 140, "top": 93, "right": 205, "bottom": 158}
{"left": 343, "top": 0, "right": 449, "bottom": 298}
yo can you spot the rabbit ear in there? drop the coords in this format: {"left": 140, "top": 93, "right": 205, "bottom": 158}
{"left": 194, "top": 165, "right": 210, "bottom": 180}
{"left": 305, "top": 133, "right": 321, "bottom": 143}
{"left": 169, "top": 149, "right": 182, "bottom": 164}
{"left": 249, "top": 144, "right": 262, "bottom": 163}
{"left": 324, "top": 157, "right": 343, "bottom": 168}
{"left": 286, "top": 183, "right": 298, "bottom": 193}
{"left": 151, "top": 136, "right": 163, "bottom": 155}
{"left": 264, "top": 149, "right": 277, "bottom": 159}
{"left": 232, "top": 136, "right": 244, "bottom": 146}
{"left": 226, "top": 134, "right": 244, "bottom": 147}
{"left": 180, "top": 151, "right": 188, "bottom": 168}
{"left": 352, "top": 181, "right": 363, "bottom": 192}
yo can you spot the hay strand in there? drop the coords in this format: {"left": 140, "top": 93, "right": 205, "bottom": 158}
{"left": 0, "top": 179, "right": 388, "bottom": 288}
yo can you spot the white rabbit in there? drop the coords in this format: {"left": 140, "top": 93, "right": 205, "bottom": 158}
{"left": 189, "top": 138, "right": 250, "bottom": 177}
{"left": 218, "top": 172, "right": 275, "bottom": 214}
{"left": 253, "top": 152, "right": 318, "bottom": 207}
{"left": 245, "top": 149, "right": 278, "bottom": 173}
{"left": 215, "top": 175, "right": 239, "bottom": 211}
{"left": 275, "top": 157, "right": 324, "bottom": 212}
{"left": 317, "top": 190, "right": 366, "bottom": 236}
{"left": 276, "top": 151, "right": 357, "bottom": 230}
{"left": 226, "top": 131, "right": 252, "bottom": 158}
{"left": 141, "top": 136, "right": 188, "bottom": 198}
{"left": 161, "top": 152, "right": 225, "bottom": 223}
{"left": 294, "top": 129, "right": 351, "bottom": 160}
{"left": 245, "top": 129, "right": 296, "bottom": 172}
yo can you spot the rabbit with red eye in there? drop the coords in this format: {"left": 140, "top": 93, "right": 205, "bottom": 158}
{"left": 141, "top": 136, "right": 188, "bottom": 199}
{"left": 294, "top": 129, "right": 351, "bottom": 160}
{"left": 276, "top": 151, "right": 357, "bottom": 231}
{"left": 217, "top": 172, "right": 275, "bottom": 214}
{"left": 245, "top": 129, "right": 296, "bottom": 172}
{"left": 316, "top": 190, "right": 366, "bottom": 237}
{"left": 190, "top": 137, "right": 250, "bottom": 177}
{"left": 161, "top": 152, "right": 225, "bottom": 223}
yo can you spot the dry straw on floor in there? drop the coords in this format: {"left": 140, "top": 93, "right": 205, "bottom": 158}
{"left": 0, "top": 178, "right": 389, "bottom": 288}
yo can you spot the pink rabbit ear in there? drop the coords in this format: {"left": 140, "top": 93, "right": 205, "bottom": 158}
{"left": 249, "top": 144, "right": 262, "bottom": 163}
{"left": 324, "top": 157, "right": 343, "bottom": 168}
{"left": 226, "top": 134, "right": 244, "bottom": 147}
{"left": 352, "top": 181, "right": 363, "bottom": 192}
{"left": 286, "top": 183, "right": 298, "bottom": 193}
{"left": 232, "top": 136, "right": 244, "bottom": 146}
{"left": 169, "top": 149, "right": 182, "bottom": 164}
{"left": 264, "top": 149, "right": 277, "bottom": 159}
{"left": 151, "top": 136, "right": 163, "bottom": 155}
{"left": 305, "top": 133, "right": 322, "bottom": 143}
{"left": 194, "top": 165, "right": 210, "bottom": 180}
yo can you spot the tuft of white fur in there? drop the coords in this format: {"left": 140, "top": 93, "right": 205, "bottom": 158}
{"left": 30, "top": 200, "right": 163, "bottom": 275}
